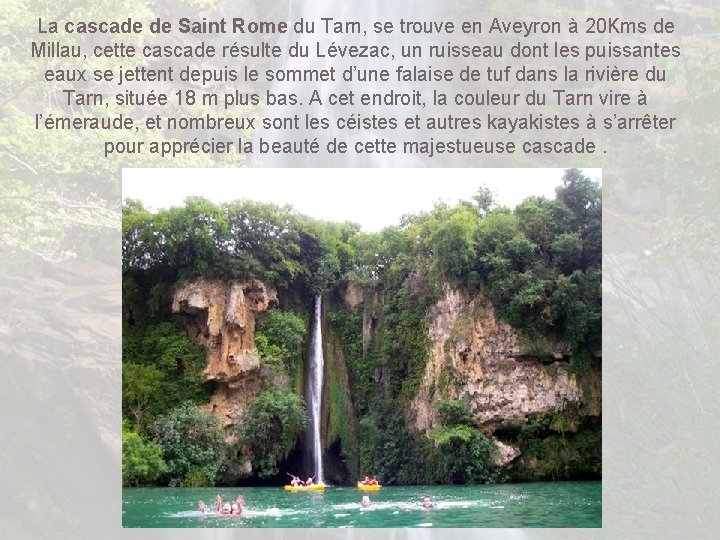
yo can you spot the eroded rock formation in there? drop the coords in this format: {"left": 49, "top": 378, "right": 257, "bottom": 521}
{"left": 172, "top": 279, "right": 278, "bottom": 435}
{"left": 407, "top": 285, "right": 601, "bottom": 465}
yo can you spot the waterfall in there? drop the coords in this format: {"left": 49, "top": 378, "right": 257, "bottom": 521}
{"left": 307, "top": 294, "right": 324, "bottom": 484}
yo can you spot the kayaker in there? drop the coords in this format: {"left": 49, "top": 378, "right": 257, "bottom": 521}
{"left": 361, "top": 476, "right": 371, "bottom": 485}
{"left": 360, "top": 495, "right": 371, "bottom": 508}
{"left": 304, "top": 476, "right": 314, "bottom": 486}
{"left": 290, "top": 475, "right": 302, "bottom": 486}
{"left": 369, "top": 476, "right": 378, "bottom": 485}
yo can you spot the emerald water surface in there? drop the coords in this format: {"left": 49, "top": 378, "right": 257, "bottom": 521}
{"left": 122, "top": 481, "right": 600, "bottom": 528}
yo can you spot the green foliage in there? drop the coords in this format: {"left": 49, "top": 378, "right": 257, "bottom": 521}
{"left": 551, "top": 232, "right": 583, "bottom": 273}
{"left": 430, "top": 425, "right": 499, "bottom": 484}
{"left": 237, "top": 388, "right": 308, "bottom": 478}
{"left": 122, "top": 321, "right": 209, "bottom": 430}
{"left": 149, "top": 403, "right": 224, "bottom": 487}
{"left": 122, "top": 420, "right": 166, "bottom": 487}
{"left": 123, "top": 198, "right": 359, "bottom": 295}
{"left": 470, "top": 185, "right": 496, "bottom": 217}
{"left": 356, "top": 405, "right": 434, "bottom": 485}
{"left": 430, "top": 399, "right": 500, "bottom": 484}
{"left": 255, "top": 309, "right": 307, "bottom": 374}
{"left": 436, "top": 398, "right": 475, "bottom": 427}
{"left": 122, "top": 362, "right": 165, "bottom": 430}
{"left": 513, "top": 418, "right": 602, "bottom": 481}
{"left": 431, "top": 208, "right": 477, "bottom": 285}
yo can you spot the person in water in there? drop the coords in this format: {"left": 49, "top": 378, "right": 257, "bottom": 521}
{"left": 198, "top": 495, "right": 244, "bottom": 515}
{"left": 360, "top": 495, "right": 371, "bottom": 508}
{"left": 422, "top": 495, "right": 435, "bottom": 509}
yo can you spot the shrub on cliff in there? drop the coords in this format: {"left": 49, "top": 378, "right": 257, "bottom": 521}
{"left": 122, "top": 420, "right": 166, "bottom": 487}
{"left": 255, "top": 309, "right": 307, "bottom": 374}
{"left": 430, "top": 399, "right": 500, "bottom": 484}
{"left": 149, "top": 402, "right": 224, "bottom": 487}
{"left": 237, "top": 388, "right": 308, "bottom": 478}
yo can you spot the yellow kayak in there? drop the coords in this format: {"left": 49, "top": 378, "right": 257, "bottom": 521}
{"left": 284, "top": 483, "right": 326, "bottom": 492}
{"left": 357, "top": 483, "right": 381, "bottom": 491}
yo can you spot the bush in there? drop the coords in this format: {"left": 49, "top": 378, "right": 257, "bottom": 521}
{"left": 237, "top": 388, "right": 307, "bottom": 478}
{"left": 255, "top": 309, "right": 307, "bottom": 373}
{"left": 436, "top": 398, "right": 475, "bottom": 427}
{"left": 430, "top": 425, "right": 499, "bottom": 483}
{"left": 430, "top": 399, "right": 499, "bottom": 484}
{"left": 122, "top": 322, "right": 210, "bottom": 429}
{"left": 149, "top": 403, "right": 224, "bottom": 486}
{"left": 122, "top": 421, "right": 166, "bottom": 487}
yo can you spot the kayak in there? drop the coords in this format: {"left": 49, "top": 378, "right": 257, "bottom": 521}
{"left": 357, "top": 483, "right": 381, "bottom": 491}
{"left": 284, "top": 483, "right": 326, "bottom": 492}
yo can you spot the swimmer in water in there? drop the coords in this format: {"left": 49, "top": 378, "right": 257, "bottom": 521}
{"left": 198, "top": 495, "right": 245, "bottom": 515}
{"left": 422, "top": 495, "right": 435, "bottom": 509}
{"left": 360, "top": 495, "right": 371, "bottom": 508}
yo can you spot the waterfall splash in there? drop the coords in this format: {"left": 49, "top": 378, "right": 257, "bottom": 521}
{"left": 307, "top": 294, "right": 324, "bottom": 484}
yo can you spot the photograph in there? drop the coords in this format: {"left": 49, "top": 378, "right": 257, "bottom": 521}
{"left": 121, "top": 168, "right": 601, "bottom": 528}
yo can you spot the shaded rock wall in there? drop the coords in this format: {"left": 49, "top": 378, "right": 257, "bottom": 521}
{"left": 408, "top": 285, "right": 601, "bottom": 467}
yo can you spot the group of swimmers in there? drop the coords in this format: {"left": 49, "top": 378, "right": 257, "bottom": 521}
{"left": 197, "top": 492, "right": 436, "bottom": 515}
{"left": 198, "top": 494, "right": 245, "bottom": 516}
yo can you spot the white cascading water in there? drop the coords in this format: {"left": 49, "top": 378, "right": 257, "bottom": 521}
{"left": 307, "top": 294, "right": 324, "bottom": 484}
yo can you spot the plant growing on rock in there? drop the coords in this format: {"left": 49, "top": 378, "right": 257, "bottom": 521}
{"left": 236, "top": 388, "right": 308, "bottom": 478}
{"left": 149, "top": 402, "right": 224, "bottom": 487}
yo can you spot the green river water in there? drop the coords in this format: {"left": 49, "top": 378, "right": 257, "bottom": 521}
{"left": 122, "top": 481, "right": 600, "bottom": 528}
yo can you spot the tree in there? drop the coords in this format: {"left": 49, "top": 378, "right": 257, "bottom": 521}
{"left": 255, "top": 309, "right": 307, "bottom": 373}
{"left": 149, "top": 403, "right": 224, "bottom": 486}
{"left": 431, "top": 208, "right": 478, "bottom": 284}
{"left": 122, "top": 362, "right": 165, "bottom": 430}
{"left": 237, "top": 389, "right": 307, "bottom": 478}
{"left": 515, "top": 197, "right": 573, "bottom": 260}
{"left": 556, "top": 169, "right": 601, "bottom": 230}
{"left": 471, "top": 185, "right": 496, "bottom": 216}
{"left": 430, "top": 399, "right": 499, "bottom": 484}
{"left": 556, "top": 169, "right": 601, "bottom": 268}
{"left": 551, "top": 232, "right": 583, "bottom": 273}
{"left": 122, "top": 321, "right": 209, "bottom": 426}
{"left": 122, "top": 420, "right": 166, "bottom": 487}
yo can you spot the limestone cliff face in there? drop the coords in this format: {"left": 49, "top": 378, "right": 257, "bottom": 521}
{"left": 410, "top": 285, "right": 601, "bottom": 466}
{"left": 171, "top": 279, "right": 279, "bottom": 441}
